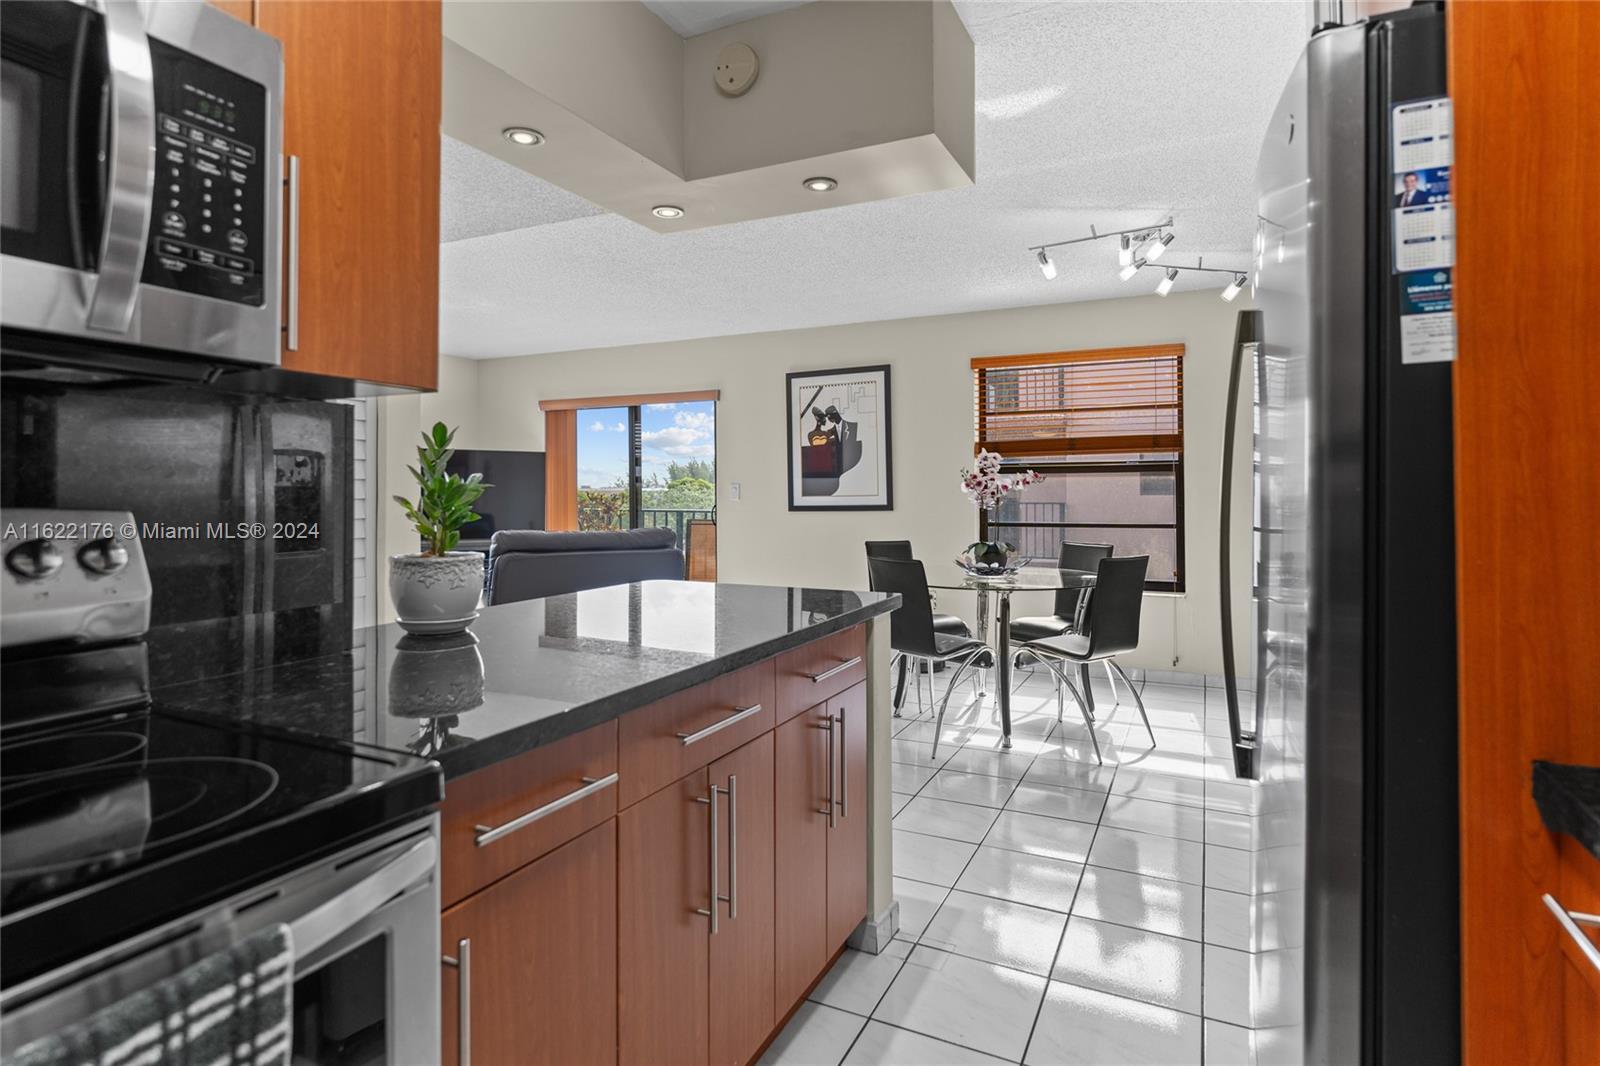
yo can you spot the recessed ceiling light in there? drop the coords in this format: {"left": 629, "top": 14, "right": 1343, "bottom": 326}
{"left": 803, "top": 176, "right": 838, "bottom": 192}
{"left": 652, "top": 205, "right": 685, "bottom": 220}
{"left": 502, "top": 127, "right": 544, "bottom": 147}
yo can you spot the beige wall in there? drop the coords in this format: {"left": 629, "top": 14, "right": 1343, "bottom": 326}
{"left": 382, "top": 292, "right": 1253, "bottom": 674}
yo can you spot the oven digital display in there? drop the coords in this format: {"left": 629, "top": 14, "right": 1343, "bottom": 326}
{"left": 139, "top": 38, "right": 267, "bottom": 307}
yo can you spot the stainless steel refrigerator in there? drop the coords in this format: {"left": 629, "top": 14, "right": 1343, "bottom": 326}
{"left": 1218, "top": 5, "right": 1459, "bottom": 1063}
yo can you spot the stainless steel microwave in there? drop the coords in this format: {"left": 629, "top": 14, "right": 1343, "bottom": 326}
{"left": 1, "top": 0, "right": 282, "bottom": 366}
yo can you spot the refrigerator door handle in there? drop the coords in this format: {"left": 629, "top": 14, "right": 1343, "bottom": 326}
{"left": 1219, "top": 309, "right": 1263, "bottom": 780}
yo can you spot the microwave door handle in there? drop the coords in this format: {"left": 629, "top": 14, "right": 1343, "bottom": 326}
{"left": 288, "top": 836, "right": 436, "bottom": 959}
{"left": 85, "top": 0, "right": 155, "bottom": 334}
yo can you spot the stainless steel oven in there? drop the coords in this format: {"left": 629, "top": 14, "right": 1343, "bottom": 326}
{"left": 1, "top": 0, "right": 282, "bottom": 366}
{"left": 0, "top": 817, "right": 441, "bottom": 1065}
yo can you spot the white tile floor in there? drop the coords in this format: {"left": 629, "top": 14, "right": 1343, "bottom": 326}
{"left": 760, "top": 666, "right": 1286, "bottom": 1066}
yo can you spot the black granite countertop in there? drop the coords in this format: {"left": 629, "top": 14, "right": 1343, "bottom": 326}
{"left": 151, "top": 582, "right": 898, "bottom": 778}
{"left": 1533, "top": 760, "right": 1600, "bottom": 863}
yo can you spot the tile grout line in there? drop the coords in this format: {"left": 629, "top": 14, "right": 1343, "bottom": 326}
{"left": 1018, "top": 754, "right": 1119, "bottom": 1065}
{"left": 882, "top": 671, "right": 1229, "bottom": 1064}
{"left": 877, "top": 674, "right": 1056, "bottom": 1062}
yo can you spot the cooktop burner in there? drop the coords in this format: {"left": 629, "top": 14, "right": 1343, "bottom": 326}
{"left": 1, "top": 756, "right": 280, "bottom": 897}
{"left": 0, "top": 730, "right": 150, "bottom": 780}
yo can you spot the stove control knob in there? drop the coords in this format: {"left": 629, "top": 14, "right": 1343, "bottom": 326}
{"left": 6, "top": 539, "right": 65, "bottom": 580}
{"left": 78, "top": 538, "right": 130, "bottom": 576}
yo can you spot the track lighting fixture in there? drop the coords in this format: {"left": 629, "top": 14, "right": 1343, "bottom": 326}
{"left": 1028, "top": 218, "right": 1171, "bottom": 280}
{"left": 1026, "top": 218, "right": 1245, "bottom": 300}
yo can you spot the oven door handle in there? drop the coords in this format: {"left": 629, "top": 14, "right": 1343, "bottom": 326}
{"left": 85, "top": 0, "right": 155, "bottom": 334}
{"left": 288, "top": 836, "right": 437, "bottom": 959}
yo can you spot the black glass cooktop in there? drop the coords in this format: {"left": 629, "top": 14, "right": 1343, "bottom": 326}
{"left": 0, "top": 707, "right": 440, "bottom": 988}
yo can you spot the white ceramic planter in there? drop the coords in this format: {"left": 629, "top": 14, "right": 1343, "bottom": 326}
{"left": 388, "top": 552, "right": 483, "bottom": 634}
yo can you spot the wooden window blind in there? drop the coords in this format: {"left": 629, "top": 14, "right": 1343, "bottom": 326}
{"left": 972, "top": 344, "right": 1184, "bottom": 459}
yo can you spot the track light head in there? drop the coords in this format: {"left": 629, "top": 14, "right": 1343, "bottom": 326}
{"left": 1037, "top": 250, "right": 1057, "bottom": 280}
{"left": 1119, "top": 258, "right": 1146, "bottom": 281}
{"left": 1156, "top": 267, "right": 1177, "bottom": 296}
{"left": 1118, "top": 235, "right": 1133, "bottom": 267}
{"left": 1145, "top": 232, "right": 1175, "bottom": 262}
{"left": 1221, "top": 273, "right": 1247, "bottom": 301}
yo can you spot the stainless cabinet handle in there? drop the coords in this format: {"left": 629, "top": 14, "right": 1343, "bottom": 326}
{"left": 86, "top": 0, "right": 155, "bottom": 334}
{"left": 694, "top": 783, "right": 722, "bottom": 933}
{"left": 472, "top": 773, "right": 617, "bottom": 847}
{"left": 835, "top": 709, "right": 847, "bottom": 819}
{"left": 442, "top": 937, "right": 471, "bottom": 1066}
{"left": 284, "top": 154, "right": 301, "bottom": 350}
{"left": 807, "top": 657, "right": 863, "bottom": 684}
{"left": 726, "top": 774, "right": 738, "bottom": 919}
{"left": 1542, "top": 893, "right": 1600, "bottom": 973}
{"left": 676, "top": 703, "right": 762, "bottom": 746}
{"left": 820, "top": 714, "right": 837, "bottom": 827}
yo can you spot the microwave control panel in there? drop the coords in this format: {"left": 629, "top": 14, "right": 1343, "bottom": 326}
{"left": 140, "top": 38, "right": 267, "bottom": 308}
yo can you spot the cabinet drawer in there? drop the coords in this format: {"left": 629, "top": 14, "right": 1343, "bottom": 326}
{"left": 618, "top": 660, "right": 775, "bottom": 808}
{"left": 775, "top": 625, "right": 867, "bottom": 723}
{"left": 441, "top": 721, "right": 617, "bottom": 908}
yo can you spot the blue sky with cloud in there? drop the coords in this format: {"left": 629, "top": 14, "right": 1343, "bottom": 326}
{"left": 576, "top": 401, "right": 715, "bottom": 488}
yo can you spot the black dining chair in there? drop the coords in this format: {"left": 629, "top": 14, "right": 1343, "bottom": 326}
{"left": 1017, "top": 554, "right": 1156, "bottom": 764}
{"left": 865, "top": 541, "right": 974, "bottom": 716}
{"left": 1009, "top": 541, "right": 1117, "bottom": 710}
{"left": 868, "top": 557, "right": 991, "bottom": 756}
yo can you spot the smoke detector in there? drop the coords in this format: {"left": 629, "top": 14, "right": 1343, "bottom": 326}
{"left": 714, "top": 42, "right": 759, "bottom": 97}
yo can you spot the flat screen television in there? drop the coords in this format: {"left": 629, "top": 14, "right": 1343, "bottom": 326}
{"left": 443, "top": 449, "right": 545, "bottom": 542}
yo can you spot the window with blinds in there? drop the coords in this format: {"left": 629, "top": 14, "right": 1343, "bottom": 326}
{"left": 972, "top": 344, "right": 1185, "bottom": 591}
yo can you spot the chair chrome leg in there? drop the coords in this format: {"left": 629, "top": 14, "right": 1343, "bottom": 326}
{"left": 1112, "top": 661, "right": 1156, "bottom": 748}
{"left": 891, "top": 653, "right": 906, "bottom": 718}
{"left": 931, "top": 649, "right": 986, "bottom": 760}
{"left": 1103, "top": 660, "right": 1121, "bottom": 708}
{"left": 1062, "top": 671, "right": 1103, "bottom": 765}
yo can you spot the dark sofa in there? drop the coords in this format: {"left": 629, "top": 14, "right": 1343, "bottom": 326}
{"left": 486, "top": 528, "right": 685, "bottom": 605}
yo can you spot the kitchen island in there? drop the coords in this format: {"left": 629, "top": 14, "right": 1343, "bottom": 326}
{"left": 153, "top": 580, "right": 900, "bottom": 1066}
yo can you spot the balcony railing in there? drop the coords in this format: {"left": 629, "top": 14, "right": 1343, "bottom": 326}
{"left": 641, "top": 508, "right": 714, "bottom": 546}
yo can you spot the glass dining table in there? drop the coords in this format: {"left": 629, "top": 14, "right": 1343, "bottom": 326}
{"left": 923, "top": 563, "right": 1097, "bottom": 748}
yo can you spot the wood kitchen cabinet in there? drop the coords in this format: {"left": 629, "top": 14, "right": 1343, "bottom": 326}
{"left": 619, "top": 769, "right": 711, "bottom": 1066}
{"left": 774, "top": 681, "right": 870, "bottom": 1015}
{"left": 826, "top": 682, "right": 869, "bottom": 951}
{"left": 440, "top": 820, "right": 617, "bottom": 1066}
{"left": 253, "top": 0, "right": 440, "bottom": 389}
{"left": 433, "top": 626, "right": 872, "bottom": 1066}
{"left": 774, "top": 704, "right": 830, "bottom": 1010}
{"left": 619, "top": 733, "right": 781, "bottom": 1066}
{"left": 708, "top": 733, "right": 776, "bottom": 1066}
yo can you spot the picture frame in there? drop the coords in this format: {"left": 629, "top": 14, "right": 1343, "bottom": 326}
{"left": 785, "top": 364, "right": 893, "bottom": 511}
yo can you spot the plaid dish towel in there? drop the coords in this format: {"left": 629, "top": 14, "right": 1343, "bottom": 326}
{"left": 8, "top": 923, "right": 293, "bottom": 1066}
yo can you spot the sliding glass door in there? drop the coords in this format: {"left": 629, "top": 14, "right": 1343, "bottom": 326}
{"left": 575, "top": 401, "right": 716, "bottom": 542}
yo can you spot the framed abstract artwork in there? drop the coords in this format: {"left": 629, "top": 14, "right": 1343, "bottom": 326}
{"left": 785, "top": 364, "right": 893, "bottom": 511}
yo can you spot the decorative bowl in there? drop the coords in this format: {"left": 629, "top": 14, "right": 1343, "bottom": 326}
{"left": 954, "top": 554, "right": 1032, "bottom": 577}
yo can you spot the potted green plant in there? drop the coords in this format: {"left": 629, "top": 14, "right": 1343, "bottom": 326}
{"left": 389, "top": 422, "right": 490, "bottom": 634}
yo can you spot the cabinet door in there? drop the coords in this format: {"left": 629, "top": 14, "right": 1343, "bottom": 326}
{"left": 255, "top": 1, "right": 440, "bottom": 389}
{"left": 773, "top": 706, "right": 830, "bottom": 1012}
{"left": 440, "top": 820, "right": 617, "bottom": 1066}
{"left": 826, "top": 682, "right": 869, "bottom": 951}
{"left": 619, "top": 769, "right": 711, "bottom": 1066}
{"left": 708, "top": 733, "right": 775, "bottom": 1066}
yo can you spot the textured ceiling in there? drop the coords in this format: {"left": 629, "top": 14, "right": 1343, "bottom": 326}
{"left": 641, "top": 0, "right": 814, "bottom": 37}
{"left": 440, "top": 135, "right": 604, "bottom": 243}
{"left": 440, "top": 1, "right": 1311, "bottom": 358}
